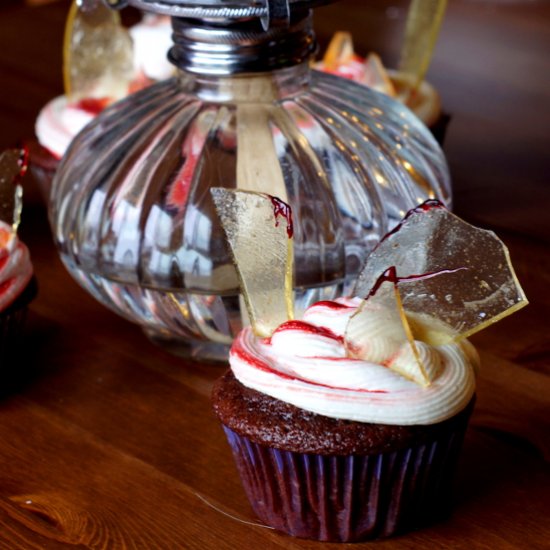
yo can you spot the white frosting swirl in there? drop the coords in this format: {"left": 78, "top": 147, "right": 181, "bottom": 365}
{"left": 229, "top": 298, "right": 477, "bottom": 425}
{"left": 129, "top": 15, "right": 174, "bottom": 81}
{"left": 35, "top": 96, "right": 95, "bottom": 159}
{"left": 0, "top": 222, "right": 33, "bottom": 311}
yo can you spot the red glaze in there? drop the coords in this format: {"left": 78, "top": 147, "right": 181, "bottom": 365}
{"left": 75, "top": 97, "right": 111, "bottom": 115}
{"left": 311, "top": 300, "right": 353, "bottom": 310}
{"left": 16, "top": 147, "right": 29, "bottom": 181}
{"left": 0, "top": 277, "right": 14, "bottom": 295}
{"left": 376, "top": 199, "right": 445, "bottom": 249}
{"left": 0, "top": 255, "right": 9, "bottom": 272}
{"left": 167, "top": 124, "right": 208, "bottom": 208}
{"left": 270, "top": 196, "right": 293, "bottom": 238}
{"left": 4, "top": 146, "right": 29, "bottom": 186}
{"left": 231, "top": 344, "right": 296, "bottom": 381}
{"left": 367, "top": 265, "right": 468, "bottom": 300}
{"left": 233, "top": 341, "right": 387, "bottom": 393}
{"left": 273, "top": 320, "right": 343, "bottom": 343}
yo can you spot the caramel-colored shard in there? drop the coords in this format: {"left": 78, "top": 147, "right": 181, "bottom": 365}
{"left": 399, "top": 0, "right": 447, "bottom": 91}
{"left": 63, "top": 0, "right": 134, "bottom": 101}
{"left": 211, "top": 188, "right": 294, "bottom": 338}
{"left": 354, "top": 201, "right": 528, "bottom": 343}
{"left": 0, "top": 149, "right": 25, "bottom": 233}
{"left": 322, "top": 31, "right": 355, "bottom": 69}
{"left": 363, "top": 53, "right": 396, "bottom": 97}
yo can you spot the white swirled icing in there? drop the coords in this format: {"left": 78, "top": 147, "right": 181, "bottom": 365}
{"left": 129, "top": 15, "right": 174, "bottom": 81}
{"left": 229, "top": 298, "right": 477, "bottom": 425}
{"left": 0, "top": 222, "right": 33, "bottom": 311}
{"left": 35, "top": 96, "right": 95, "bottom": 159}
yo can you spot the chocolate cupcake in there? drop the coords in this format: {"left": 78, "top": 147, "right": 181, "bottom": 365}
{"left": 0, "top": 149, "right": 36, "bottom": 368}
{"left": 32, "top": 11, "right": 174, "bottom": 202}
{"left": 315, "top": 33, "right": 450, "bottom": 144}
{"left": 210, "top": 188, "right": 527, "bottom": 542}
{"left": 212, "top": 296, "right": 478, "bottom": 542}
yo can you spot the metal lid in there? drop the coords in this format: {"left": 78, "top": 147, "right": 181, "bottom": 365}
{"left": 105, "top": 0, "right": 335, "bottom": 29}
{"left": 169, "top": 11, "right": 316, "bottom": 74}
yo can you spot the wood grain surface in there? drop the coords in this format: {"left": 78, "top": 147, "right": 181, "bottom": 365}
{"left": 0, "top": 0, "right": 549, "bottom": 548}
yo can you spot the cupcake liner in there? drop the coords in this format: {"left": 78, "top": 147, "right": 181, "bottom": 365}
{"left": 0, "top": 278, "right": 37, "bottom": 369}
{"left": 0, "top": 305, "right": 28, "bottom": 367}
{"left": 223, "top": 409, "right": 470, "bottom": 542}
{"left": 430, "top": 112, "right": 451, "bottom": 146}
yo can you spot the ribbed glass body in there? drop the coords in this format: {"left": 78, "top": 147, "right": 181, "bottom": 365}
{"left": 50, "top": 62, "right": 451, "bottom": 361}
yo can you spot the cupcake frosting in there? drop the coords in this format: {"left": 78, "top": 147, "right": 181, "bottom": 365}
{"left": 229, "top": 298, "right": 477, "bottom": 426}
{"left": 35, "top": 96, "right": 96, "bottom": 159}
{"left": 0, "top": 222, "right": 33, "bottom": 311}
{"left": 36, "top": 15, "right": 174, "bottom": 159}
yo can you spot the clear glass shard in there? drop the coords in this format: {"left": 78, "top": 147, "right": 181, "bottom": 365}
{"left": 211, "top": 188, "right": 294, "bottom": 337}
{"left": 63, "top": 0, "right": 134, "bottom": 101}
{"left": 354, "top": 200, "right": 528, "bottom": 343}
{"left": 363, "top": 53, "right": 396, "bottom": 96}
{"left": 0, "top": 148, "right": 26, "bottom": 235}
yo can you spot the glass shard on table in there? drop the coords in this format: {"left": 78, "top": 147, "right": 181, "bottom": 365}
{"left": 63, "top": 0, "right": 134, "bottom": 101}
{"left": 211, "top": 188, "right": 294, "bottom": 338}
{"left": 345, "top": 267, "right": 433, "bottom": 386}
{"left": 0, "top": 149, "right": 26, "bottom": 235}
{"left": 354, "top": 200, "right": 528, "bottom": 343}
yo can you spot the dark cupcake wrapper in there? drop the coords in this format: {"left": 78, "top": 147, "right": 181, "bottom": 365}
{"left": 222, "top": 406, "right": 471, "bottom": 542}
{"left": 0, "top": 278, "right": 37, "bottom": 369}
{"left": 430, "top": 112, "right": 451, "bottom": 146}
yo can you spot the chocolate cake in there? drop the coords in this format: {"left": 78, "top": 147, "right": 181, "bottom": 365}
{"left": 213, "top": 371, "right": 474, "bottom": 541}
{"left": 213, "top": 370, "right": 474, "bottom": 456}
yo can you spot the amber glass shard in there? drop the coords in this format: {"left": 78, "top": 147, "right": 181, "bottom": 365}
{"left": 354, "top": 201, "right": 528, "bottom": 343}
{"left": 0, "top": 149, "right": 26, "bottom": 234}
{"left": 399, "top": 0, "right": 447, "bottom": 91}
{"left": 63, "top": 0, "right": 134, "bottom": 101}
{"left": 211, "top": 188, "right": 294, "bottom": 337}
{"left": 322, "top": 31, "right": 355, "bottom": 69}
{"left": 363, "top": 53, "right": 396, "bottom": 97}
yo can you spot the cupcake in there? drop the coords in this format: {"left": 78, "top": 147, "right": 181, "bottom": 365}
{"left": 315, "top": 32, "right": 448, "bottom": 143}
{"left": 211, "top": 191, "right": 527, "bottom": 541}
{"left": 213, "top": 300, "right": 477, "bottom": 541}
{"left": 0, "top": 149, "right": 36, "bottom": 367}
{"left": 31, "top": 10, "right": 173, "bottom": 199}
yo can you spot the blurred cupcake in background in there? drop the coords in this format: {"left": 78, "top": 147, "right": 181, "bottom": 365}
{"left": 315, "top": 32, "right": 445, "bottom": 136}
{"left": 315, "top": 29, "right": 450, "bottom": 144}
{"left": 0, "top": 148, "right": 36, "bottom": 368}
{"left": 31, "top": 2, "right": 174, "bottom": 200}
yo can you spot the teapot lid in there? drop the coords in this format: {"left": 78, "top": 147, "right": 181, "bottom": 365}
{"left": 105, "top": 0, "right": 336, "bottom": 29}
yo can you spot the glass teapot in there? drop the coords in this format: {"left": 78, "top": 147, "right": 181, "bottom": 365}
{"left": 50, "top": 0, "right": 451, "bottom": 361}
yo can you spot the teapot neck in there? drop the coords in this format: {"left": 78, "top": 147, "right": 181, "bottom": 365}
{"left": 168, "top": 11, "right": 317, "bottom": 76}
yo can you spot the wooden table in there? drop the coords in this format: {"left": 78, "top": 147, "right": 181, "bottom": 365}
{"left": 0, "top": 0, "right": 548, "bottom": 547}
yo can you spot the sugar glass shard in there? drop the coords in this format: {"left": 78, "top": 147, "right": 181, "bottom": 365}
{"left": 354, "top": 200, "right": 528, "bottom": 342}
{"left": 345, "top": 268, "right": 432, "bottom": 386}
{"left": 63, "top": 0, "right": 134, "bottom": 101}
{"left": 322, "top": 31, "right": 355, "bottom": 69}
{"left": 211, "top": 188, "right": 294, "bottom": 338}
{"left": 363, "top": 53, "right": 396, "bottom": 97}
{"left": 0, "top": 149, "right": 26, "bottom": 234}
{"left": 399, "top": 0, "right": 447, "bottom": 90}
